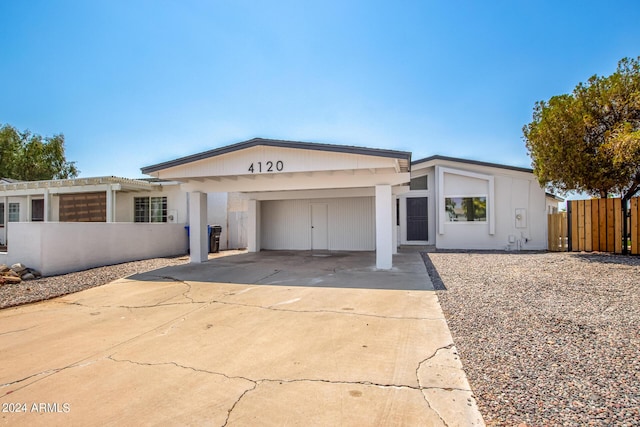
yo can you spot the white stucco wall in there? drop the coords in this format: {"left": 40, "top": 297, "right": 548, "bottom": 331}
{"left": 116, "top": 185, "right": 187, "bottom": 223}
{"left": 206, "top": 192, "right": 228, "bottom": 250}
{"left": 435, "top": 167, "right": 547, "bottom": 250}
{"left": 2, "top": 222, "right": 188, "bottom": 276}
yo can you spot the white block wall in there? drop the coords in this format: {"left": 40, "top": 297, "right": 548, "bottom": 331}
{"left": 1, "top": 222, "right": 188, "bottom": 276}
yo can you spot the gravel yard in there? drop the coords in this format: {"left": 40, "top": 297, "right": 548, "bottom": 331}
{"left": 425, "top": 251, "right": 640, "bottom": 427}
{"left": 0, "top": 256, "right": 190, "bottom": 309}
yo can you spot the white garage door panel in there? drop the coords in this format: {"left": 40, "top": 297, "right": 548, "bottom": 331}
{"left": 260, "top": 197, "right": 375, "bottom": 251}
{"left": 261, "top": 200, "right": 310, "bottom": 250}
{"left": 329, "top": 197, "right": 375, "bottom": 250}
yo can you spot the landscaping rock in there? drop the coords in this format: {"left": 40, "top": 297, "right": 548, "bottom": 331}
{"left": 11, "top": 263, "right": 26, "bottom": 273}
{"left": 21, "top": 273, "right": 35, "bottom": 280}
{"left": 2, "top": 275, "right": 21, "bottom": 284}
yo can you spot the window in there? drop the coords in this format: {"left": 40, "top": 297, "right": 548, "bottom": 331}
{"left": 8, "top": 203, "right": 20, "bottom": 222}
{"left": 445, "top": 197, "right": 487, "bottom": 222}
{"left": 32, "top": 199, "right": 44, "bottom": 221}
{"left": 134, "top": 197, "right": 167, "bottom": 222}
{"left": 410, "top": 175, "right": 428, "bottom": 190}
{"left": 0, "top": 203, "right": 4, "bottom": 225}
{"left": 150, "top": 197, "right": 167, "bottom": 222}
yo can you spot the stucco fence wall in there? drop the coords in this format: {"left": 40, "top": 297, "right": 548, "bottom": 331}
{"left": 0, "top": 223, "right": 188, "bottom": 276}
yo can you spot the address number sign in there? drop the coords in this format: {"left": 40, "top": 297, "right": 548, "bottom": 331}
{"left": 248, "top": 161, "right": 284, "bottom": 173}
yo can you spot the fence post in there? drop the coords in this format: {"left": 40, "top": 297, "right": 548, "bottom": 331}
{"left": 622, "top": 198, "right": 629, "bottom": 255}
{"left": 567, "top": 201, "right": 573, "bottom": 252}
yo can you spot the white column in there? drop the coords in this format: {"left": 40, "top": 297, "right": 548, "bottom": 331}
{"left": 26, "top": 195, "right": 32, "bottom": 222}
{"left": 189, "top": 191, "right": 208, "bottom": 263}
{"left": 375, "top": 184, "right": 393, "bottom": 269}
{"left": 43, "top": 189, "right": 50, "bottom": 222}
{"left": 247, "top": 199, "right": 261, "bottom": 252}
{"left": 1, "top": 196, "right": 6, "bottom": 245}
{"left": 106, "top": 184, "right": 113, "bottom": 222}
{"left": 392, "top": 195, "right": 398, "bottom": 255}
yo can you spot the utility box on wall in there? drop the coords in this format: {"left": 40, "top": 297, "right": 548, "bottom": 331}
{"left": 515, "top": 208, "right": 527, "bottom": 228}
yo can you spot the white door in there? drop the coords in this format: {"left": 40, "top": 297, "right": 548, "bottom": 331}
{"left": 310, "top": 203, "right": 328, "bottom": 250}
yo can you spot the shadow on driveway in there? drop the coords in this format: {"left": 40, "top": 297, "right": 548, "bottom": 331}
{"left": 128, "top": 250, "right": 434, "bottom": 291}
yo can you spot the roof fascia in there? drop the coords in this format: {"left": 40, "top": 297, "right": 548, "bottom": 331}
{"left": 141, "top": 138, "right": 412, "bottom": 175}
{"left": 412, "top": 155, "right": 533, "bottom": 174}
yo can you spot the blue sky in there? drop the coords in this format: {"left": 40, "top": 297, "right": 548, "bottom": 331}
{"left": 1, "top": 0, "right": 639, "bottom": 178}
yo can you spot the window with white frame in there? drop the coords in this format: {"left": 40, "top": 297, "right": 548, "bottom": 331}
{"left": 8, "top": 203, "right": 20, "bottom": 222}
{"left": 410, "top": 175, "right": 428, "bottom": 190}
{"left": 134, "top": 196, "right": 167, "bottom": 222}
{"left": 445, "top": 196, "right": 487, "bottom": 222}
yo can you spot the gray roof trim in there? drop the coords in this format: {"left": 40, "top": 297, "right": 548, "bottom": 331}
{"left": 141, "top": 138, "right": 412, "bottom": 174}
{"left": 546, "top": 192, "right": 565, "bottom": 202}
{"left": 412, "top": 155, "right": 533, "bottom": 174}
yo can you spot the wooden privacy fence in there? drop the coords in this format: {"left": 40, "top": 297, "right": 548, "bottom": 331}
{"left": 547, "top": 212, "right": 568, "bottom": 252}
{"left": 547, "top": 197, "right": 640, "bottom": 254}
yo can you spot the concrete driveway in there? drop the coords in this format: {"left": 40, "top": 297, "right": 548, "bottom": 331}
{"left": 0, "top": 251, "right": 483, "bottom": 426}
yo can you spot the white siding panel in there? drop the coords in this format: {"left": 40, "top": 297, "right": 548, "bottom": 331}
{"left": 261, "top": 197, "right": 375, "bottom": 251}
{"left": 161, "top": 146, "right": 397, "bottom": 178}
{"left": 261, "top": 200, "right": 311, "bottom": 250}
{"left": 329, "top": 197, "right": 375, "bottom": 250}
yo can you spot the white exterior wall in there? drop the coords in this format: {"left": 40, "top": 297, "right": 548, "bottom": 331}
{"left": 207, "top": 192, "right": 228, "bottom": 250}
{"left": 1, "top": 197, "right": 29, "bottom": 246}
{"left": 260, "top": 197, "right": 375, "bottom": 251}
{"left": 116, "top": 186, "right": 187, "bottom": 223}
{"left": 0, "top": 222, "right": 188, "bottom": 276}
{"left": 435, "top": 167, "right": 547, "bottom": 250}
{"left": 227, "top": 192, "right": 248, "bottom": 249}
{"left": 157, "top": 145, "right": 401, "bottom": 179}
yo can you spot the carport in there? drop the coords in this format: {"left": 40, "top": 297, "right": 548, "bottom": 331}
{"left": 141, "top": 138, "right": 411, "bottom": 269}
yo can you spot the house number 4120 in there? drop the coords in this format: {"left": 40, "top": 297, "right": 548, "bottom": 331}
{"left": 248, "top": 161, "right": 284, "bottom": 173}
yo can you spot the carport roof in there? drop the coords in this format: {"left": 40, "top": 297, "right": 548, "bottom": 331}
{"left": 141, "top": 138, "right": 412, "bottom": 174}
{"left": 0, "top": 176, "right": 170, "bottom": 197}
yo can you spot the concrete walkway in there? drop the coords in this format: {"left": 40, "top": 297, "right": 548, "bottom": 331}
{"left": 0, "top": 251, "right": 484, "bottom": 426}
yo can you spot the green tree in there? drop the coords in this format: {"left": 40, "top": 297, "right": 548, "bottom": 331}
{"left": 0, "top": 124, "right": 79, "bottom": 180}
{"left": 523, "top": 57, "right": 640, "bottom": 202}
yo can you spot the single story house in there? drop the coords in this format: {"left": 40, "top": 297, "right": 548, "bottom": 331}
{"left": 0, "top": 138, "right": 559, "bottom": 275}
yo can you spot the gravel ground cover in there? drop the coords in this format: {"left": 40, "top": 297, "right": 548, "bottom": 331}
{"left": 424, "top": 251, "right": 640, "bottom": 426}
{"left": 0, "top": 256, "right": 190, "bottom": 309}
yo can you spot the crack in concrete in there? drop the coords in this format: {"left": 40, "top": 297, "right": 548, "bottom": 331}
{"left": 107, "top": 355, "right": 259, "bottom": 427}
{"left": 106, "top": 355, "right": 255, "bottom": 384}
{"left": 416, "top": 343, "right": 456, "bottom": 427}
{"left": 58, "top": 296, "right": 443, "bottom": 321}
{"left": 0, "top": 326, "right": 35, "bottom": 336}
{"left": 254, "top": 269, "right": 282, "bottom": 284}
{"left": 222, "top": 381, "right": 258, "bottom": 427}
{"left": 145, "top": 275, "right": 196, "bottom": 304}
{"left": 0, "top": 359, "right": 100, "bottom": 396}
{"left": 208, "top": 298, "right": 443, "bottom": 321}
{"left": 54, "top": 279, "right": 441, "bottom": 322}
{"left": 107, "top": 355, "right": 464, "bottom": 393}
{"left": 56, "top": 300, "right": 201, "bottom": 309}
{"left": 1, "top": 368, "right": 62, "bottom": 390}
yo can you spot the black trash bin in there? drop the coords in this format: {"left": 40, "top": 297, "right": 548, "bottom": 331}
{"left": 209, "top": 225, "right": 222, "bottom": 253}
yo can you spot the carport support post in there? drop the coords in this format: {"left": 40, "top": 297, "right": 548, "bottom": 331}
{"left": 375, "top": 184, "right": 393, "bottom": 270}
{"left": 247, "top": 199, "right": 260, "bottom": 252}
{"left": 189, "top": 191, "right": 208, "bottom": 263}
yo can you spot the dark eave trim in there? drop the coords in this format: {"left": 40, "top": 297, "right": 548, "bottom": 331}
{"left": 546, "top": 192, "right": 565, "bottom": 202}
{"left": 141, "top": 138, "right": 412, "bottom": 175}
{"left": 412, "top": 155, "right": 533, "bottom": 174}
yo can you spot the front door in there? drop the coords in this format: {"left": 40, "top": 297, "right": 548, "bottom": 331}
{"left": 310, "top": 203, "right": 328, "bottom": 250}
{"left": 406, "top": 197, "right": 428, "bottom": 241}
